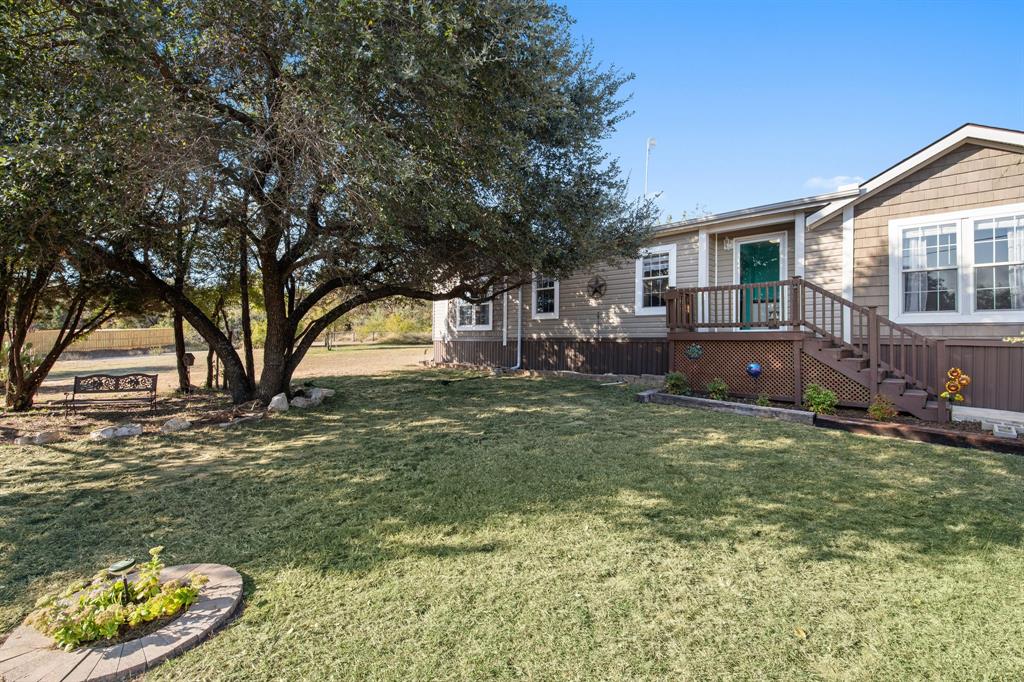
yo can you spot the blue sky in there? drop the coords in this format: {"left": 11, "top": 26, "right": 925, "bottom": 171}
{"left": 562, "top": 0, "right": 1024, "bottom": 221}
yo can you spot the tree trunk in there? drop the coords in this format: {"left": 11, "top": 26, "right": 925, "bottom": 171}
{"left": 239, "top": 231, "right": 256, "bottom": 380}
{"left": 173, "top": 310, "right": 190, "bottom": 392}
{"left": 256, "top": 258, "right": 292, "bottom": 402}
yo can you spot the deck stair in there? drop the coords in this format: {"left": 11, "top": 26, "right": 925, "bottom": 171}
{"left": 666, "top": 276, "right": 949, "bottom": 422}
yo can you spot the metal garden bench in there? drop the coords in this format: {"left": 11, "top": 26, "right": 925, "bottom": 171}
{"left": 65, "top": 373, "right": 158, "bottom": 415}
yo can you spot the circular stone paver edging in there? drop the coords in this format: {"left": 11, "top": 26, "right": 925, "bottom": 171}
{"left": 0, "top": 564, "right": 242, "bottom": 682}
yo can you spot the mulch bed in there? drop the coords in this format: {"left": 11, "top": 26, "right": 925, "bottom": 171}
{"left": 661, "top": 390, "right": 1018, "bottom": 452}
{"left": 815, "top": 414, "right": 1024, "bottom": 455}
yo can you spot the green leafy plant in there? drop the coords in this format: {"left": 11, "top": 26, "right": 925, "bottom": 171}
{"left": 755, "top": 393, "right": 771, "bottom": 407}
{"left": 664, "top": 372, "right": 690, "bottom": 395}
{"left": 706, "top": 377, "right": 729, "bottom": 401}
{"left": 27, "top": 547, "right": 207, "bottom": 650}
{"left": 867, "top": 394, "right": 898, "bottom": 421}
{"left": 803, "top": 383, "right": 838, "bottom": 415}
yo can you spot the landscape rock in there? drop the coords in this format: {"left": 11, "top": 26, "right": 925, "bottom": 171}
{"left": 289, "top": 395, "right": 321, "bottom": 409}
{"left": 268, "top": 393, "right": 289, "bottom": 412}
{"left": 307, "top": 387, "right": 335, "bottom": 400}
{"left": 12, "top": 431, "right": 62, "bottom": 446}
{"left": 91, "top": 423, "right": 143, "bottom": 441}
{"left": 33, "top": 431, "right": 62, "bottom": 444}
{"left": 160, "top": 417, "right": 192, "bottom": 434}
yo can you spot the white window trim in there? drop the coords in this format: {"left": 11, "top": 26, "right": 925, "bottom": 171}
{"left": 888, "top": 201, "right": 1024, "bottom": 325}
{"left": 635, "top": 242, "right": 677, "bottom": 316}
{"left": 531, "top": 274, "right": 559, "bottom": 320}
{"left": 454, "top": 290, "right": 494, "bottom": 331}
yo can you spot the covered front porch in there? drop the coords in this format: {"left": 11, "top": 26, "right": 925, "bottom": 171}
{"left": 662, "top": 277, "right": 948, "bottom": 421}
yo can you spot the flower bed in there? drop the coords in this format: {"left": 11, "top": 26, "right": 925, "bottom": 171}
{"left": 0, "top": 562, "right": 242, "bottom": 681}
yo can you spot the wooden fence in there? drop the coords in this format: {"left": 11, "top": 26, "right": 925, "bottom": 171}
{"left": 24, "top": 328, "right": 175, "bottom": 352}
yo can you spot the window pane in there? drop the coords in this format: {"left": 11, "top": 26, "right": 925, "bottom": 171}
{"left": 474, "top": 303, "right": 490, "bottom": 326}
{"left": 458, "top": 304, "right": 473, "bottom": 326}
{"left": 976, "top": 266, "right": 994, "bottom": 289}
{"left": 643, "top": 278, "right": 666, "bottom": 308}
{"left": 643, "top": 252, "right": 669, "bottom": 277}
{"left": 976, "top": 264, "right": 1024, "bottom": 311}
{"left": 536, "top": 290, "right": 555, "bottom": 314}
{"left": 903, "top": 268, "right": 956, "bottom": 312}
{"left": 975, "top": 240, "right": 993, "bottom": 265}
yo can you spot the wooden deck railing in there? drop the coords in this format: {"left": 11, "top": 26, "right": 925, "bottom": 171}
{"left": 665, "top": 277, "right": 942, "bottom": 395}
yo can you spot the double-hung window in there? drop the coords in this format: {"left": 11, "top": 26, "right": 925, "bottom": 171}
{"left": 532, "top": 275, "right": 559, "bottom": 320}
{"left": 634, "top": 243, "right": 677, "bottom": 315}
{"left": 974, "top": 213, "right": 1024, "bottom": 311}
{"left": 455, "top": 292, "right": 492, "bottom": 331}
{"left": 888, "top": 202, "right": 1024, "bottom": 323}
{"left": 900, "top": 222, "right": 958, "bottom": 313}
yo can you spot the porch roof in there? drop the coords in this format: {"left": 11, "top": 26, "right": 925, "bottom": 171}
{"left": 653, "top": 188, "right": 858, "bottom": 237}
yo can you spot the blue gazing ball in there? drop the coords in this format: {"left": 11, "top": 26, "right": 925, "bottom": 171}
{"left": 746, "top": 362, "right": 762, "bottom": 379}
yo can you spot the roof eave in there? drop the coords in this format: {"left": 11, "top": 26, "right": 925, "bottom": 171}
{"left": 654, "top": 188, "right": 860, "bottom": 235}
{"left": 807, "top": 124, "right": 1024, "bottom": 229}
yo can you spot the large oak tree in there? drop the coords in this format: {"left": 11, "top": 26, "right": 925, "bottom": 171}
{"left": 6, "top": 0, "right": 656, "bottom": 403}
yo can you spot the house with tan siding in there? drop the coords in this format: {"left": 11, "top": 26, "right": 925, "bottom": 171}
{"left": 434, "top": 124, "right": 1024, "bottom": 421}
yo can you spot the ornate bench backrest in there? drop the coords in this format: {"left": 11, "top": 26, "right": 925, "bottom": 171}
{"left": 73, "top": 373, "right": 158, "bottom": 394}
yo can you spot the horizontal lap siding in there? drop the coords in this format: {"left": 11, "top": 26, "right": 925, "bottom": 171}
{"left": 436, "top": 233, "right": 700, "bottom": 343}
{"left": 805, "top": 215, "right": 844, "bottom": 295}
{"left": 854, "top": 143, "right": 1024, "bottom": 332}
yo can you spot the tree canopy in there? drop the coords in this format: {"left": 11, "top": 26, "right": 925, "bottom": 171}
{"left": 2, "top": 0, "right": 656, "bottom": 403}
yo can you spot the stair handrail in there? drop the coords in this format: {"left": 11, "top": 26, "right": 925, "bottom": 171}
{"left": 667, "top": 277, "right": 940, "bottom": 395}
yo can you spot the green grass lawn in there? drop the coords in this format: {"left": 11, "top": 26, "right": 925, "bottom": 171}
{"left": 2, "top": 371, "right": 1022, "bottom": 680}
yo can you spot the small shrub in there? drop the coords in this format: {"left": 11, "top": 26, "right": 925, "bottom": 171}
{"left": 803, "top": 383, "right": 838, "bottom": 415}
{"left": 755, "top": 393, "right": 771, "bottom": 407}
{"left": 867, "top": 394, "right": 898, "bottom": 421}
{"left": 27, "top": 547, "right": 207, "bottom": 650}
{"left": 664, "top": 372, "right": 690, "bottom": 395}
{"left": 706, "top": 377, "right": 729, "bottom": 401}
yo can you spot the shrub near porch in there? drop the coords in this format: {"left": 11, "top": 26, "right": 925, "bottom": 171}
{"left": 0, "top": 372, "right": 1022, "bottom": 679}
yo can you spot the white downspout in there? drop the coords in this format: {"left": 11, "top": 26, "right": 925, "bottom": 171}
{"left": 509, "top": 286, "right": 523, "bottom": 370}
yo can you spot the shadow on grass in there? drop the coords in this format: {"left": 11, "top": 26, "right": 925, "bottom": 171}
{"left": 1, "top": 369, "right": 1022, "bottom": 629}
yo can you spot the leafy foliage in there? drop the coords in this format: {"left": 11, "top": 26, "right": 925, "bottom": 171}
{"left": 3, "top": 0, "right": 657, "bottom": 403}
{"left": 755, "top": 393, "right": 771, "bottom": 407}
{"left": 27, "top": 547, "right": 206, "bottom": 650}
{"left": 706, "top": 377, "right": 729, "bottom": 401}
{"left": 867, "top": 394, "right": 898, "bottom": 421}
{"left": 803, "top": 383, "right": 838, "bottom": 415}
{"left": 664, "top": 372, "right": 690, "bottom": 396}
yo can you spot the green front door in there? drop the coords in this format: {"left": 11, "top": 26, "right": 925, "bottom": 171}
{"left": 738, "top": 239, "right": 781, "bottom": 326}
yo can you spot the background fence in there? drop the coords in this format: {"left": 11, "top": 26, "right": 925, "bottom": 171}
{"left": 24, "top": 328, "right": 175, "bottom": 352}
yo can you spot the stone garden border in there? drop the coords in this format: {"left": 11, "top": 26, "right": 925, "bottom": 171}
{"left": 637, "top": 389, "right": 815, "bottom": 425}
{"left": 639, "top": 389, "right": 1024, "bottom": 455}
{"left": 0, "top": 564, "right": 242, "bottom": 682}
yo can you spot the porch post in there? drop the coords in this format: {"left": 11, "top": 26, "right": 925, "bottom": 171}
{"left": 841, "top": 205, "right": 854, "bottom": 343}
{"left": 794, "top": 211, "right": 806, "bottom": 277}
{"left": 697, "top": 230, "right": 709, "bottom": 330}
{"left": 867, "top": 306, "right": 880, "bottom": 399}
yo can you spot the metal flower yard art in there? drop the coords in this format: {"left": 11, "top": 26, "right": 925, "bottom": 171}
{"left": 940, "top": 367, "right": 971, "bottom": 403}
